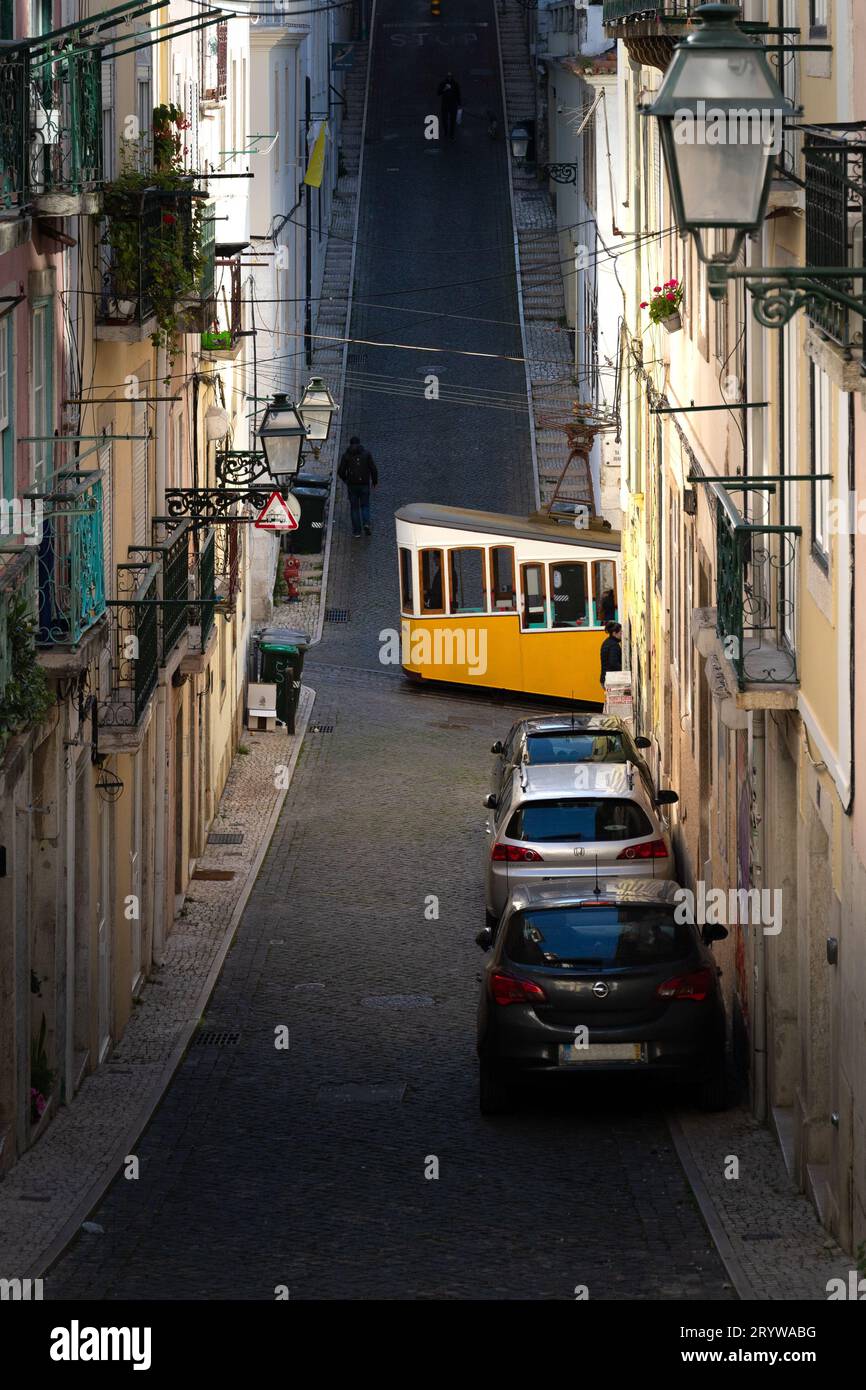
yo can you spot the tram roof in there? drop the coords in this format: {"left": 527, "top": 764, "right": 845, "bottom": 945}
{"left": 395, "top": 504, "right": 621, "bottom": 551}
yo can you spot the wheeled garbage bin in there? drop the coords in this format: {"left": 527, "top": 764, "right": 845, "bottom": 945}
{"left": 257, "top": 627, "right": 310, "bottom": 734}
{"left": 285, "top": 472, "right": 330, "bottom": 555}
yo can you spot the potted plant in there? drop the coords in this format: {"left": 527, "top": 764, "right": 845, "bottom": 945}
{"left": 641, "top": 279, "right": 684, "bottom": 333}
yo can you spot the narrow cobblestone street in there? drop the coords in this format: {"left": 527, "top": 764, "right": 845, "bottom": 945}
{"left": 42, "top": 0, "right": 735, "bottom": 1302}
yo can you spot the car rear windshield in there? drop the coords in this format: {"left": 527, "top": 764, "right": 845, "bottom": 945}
{"left": 526, "top": 731, "right": 628, "bottom": 764}
{"left": 506, "top": 798, "right": 653, "bottom": 843}
{"left": 506, "top": 907, "right": 691, "bottom": 967}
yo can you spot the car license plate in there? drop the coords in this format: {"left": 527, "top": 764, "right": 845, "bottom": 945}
{"left": 558, "top": 1042, "right": 645, "bottom": 1065}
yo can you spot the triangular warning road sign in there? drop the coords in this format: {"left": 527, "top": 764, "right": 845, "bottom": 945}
{"left": 255, "top": 490, "right": 299, "bottom": 530}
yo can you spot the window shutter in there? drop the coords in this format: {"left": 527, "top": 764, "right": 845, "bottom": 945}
{"left": 132, "top": 402, "right": 148, "bottom": 544}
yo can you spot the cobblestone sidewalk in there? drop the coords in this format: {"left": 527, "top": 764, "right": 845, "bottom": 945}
{"left": 671, "top": 1106, "right": 852, "bottom": 1300}
{"left": 0, "top": 689, "right": 315, "bottom": 1279}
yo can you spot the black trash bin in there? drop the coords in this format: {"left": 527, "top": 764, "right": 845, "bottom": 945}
{"left": 257, "top": 627, "right": 310, "bottom": 734}
{"left": 286, "top": 473, "right": 330, "bottom": 555}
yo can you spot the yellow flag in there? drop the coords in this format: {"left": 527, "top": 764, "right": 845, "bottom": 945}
{"left": 304, "top": 121, "right": 328, "bottom": 188}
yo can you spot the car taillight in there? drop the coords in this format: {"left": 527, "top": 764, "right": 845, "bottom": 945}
{"left": 491, "top": 843, "right": 544, "bottom": 862}
{"left": 490, "top": 971, "right": 548, "bottom": 1007}
{"left": 657, "top": 967, "right": 714, "bottom": 1002}
{"left": 617, "top": 838, "right": 668, "bottom": 860}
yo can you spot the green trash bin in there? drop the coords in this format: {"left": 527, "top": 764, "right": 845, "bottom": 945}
{"left": 259, "top": 641, "right": 301, "bottom": 733}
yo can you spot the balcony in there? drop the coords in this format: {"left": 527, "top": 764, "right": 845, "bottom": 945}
{"left": 23, "top": 469, "right": 106, "bottom": 674}
{"left": 803, "top": 124, "right": 866, "bottom": 355}
{"left": 0, "top": 42, "right": 102, "bottom": 219}
{"left": 99, "top": 559, "right": 160, "bottom": 740}
{"left": 95, "top": 182, "right": 216, "bottom": 343}
{"left": 183, "top": 527, "right": 218, "bottom": 674}
{"left": 713, "top": 488, "right": 799, "bottom": 693}
{"left": 602, "top": 2, "right": 693, "bottom": 69}
{"left": 200, "top": 252, "right": 244, "bottom": 359}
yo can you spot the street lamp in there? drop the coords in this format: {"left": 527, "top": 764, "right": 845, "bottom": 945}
{"left": 509, "top": 122, "right": 532, "bottom": 162}
{"left": 258, "top": 394, "right": 309, "bottom": 491}
{"left": 297, "top": 376, "right": 339, "bottom": 457}
{"left": 643, "top": 3, "right": 794, "bottom": 265}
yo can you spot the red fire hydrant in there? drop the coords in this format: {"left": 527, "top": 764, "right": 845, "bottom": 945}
{"left": 283, "top": 555, "right": 301, "bottom": 602}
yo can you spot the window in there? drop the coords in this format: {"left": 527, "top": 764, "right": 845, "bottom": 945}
{"left": 399, "top": 547, "right": 414, "bottom": 612}
{"left": 670, "top": 493, "right": 681, "bottom": 673}
{"left": 549, "top": 561, "right": 589, "bottom": 628}
{"left": 506, "top": 907, "right": 690, "bottom": 969}
{"left": 506, "top": 798, "right": 653, "bottom": 844}
{"left": 31, "top": 299, "right": 53, "bottom": 489}
{"left": 448, "top": 547, "right": 486, "bottom": 614}
{"left": 489, "top": 545, "right": 516, "bottom": 610}
{"left": 809, "top": 0, "right": 828, "bottom": 36}
{"left": 592, "top": 560, "right": 618, "bottom": 627}
{"left": 810, "top": 362, "right": 831, "bottom": 564}
{"left": 0, "top": 316, "right": 12, "bottom": 500}
{"left": 136, "top": 67, "right": 152, "bottom": 170}
{"left": 102, "top": 60, "right": 115, "bottom": 181}
{"left": 526, "top": 731, "right": 628, "bottom": 765}
{"left": 520, "top": 562, "right": 547, "bottom": 630}
{"left": 420, "top": 548, "right": 444, "bottom": 612}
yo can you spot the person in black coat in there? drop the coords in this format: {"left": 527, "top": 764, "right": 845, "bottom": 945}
{"left": 337, "top": 436, "right": 378, "bottom": 537}
{"left": 437, "top": 72, "right": 462, "bottom": 139}
{"left": 599, "top": 621, "right": 623, "bottom": 687}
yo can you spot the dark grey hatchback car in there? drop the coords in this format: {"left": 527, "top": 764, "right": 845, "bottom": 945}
{"left": 475, "top": 879, "right": 728, "bottom": 1115}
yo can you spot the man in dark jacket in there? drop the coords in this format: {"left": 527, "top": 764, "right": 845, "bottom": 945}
{"left": 599, "top": 621, "right": 623, "bottom": 687}
{"left": 437, "top": 72, "right": 462, "bottom": 139}
{"left": 337, "top": 435, "right": 378, "bottom": 537}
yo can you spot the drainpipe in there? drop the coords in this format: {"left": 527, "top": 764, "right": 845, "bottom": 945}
{"left": 751, "top": 707, "right": 768, "bottom": 1121}
{"left": 63, "top": 725, "right": 75, "bottom": 1101}
{"left": 156, "top": 344, "right": 168, "bottom": 507}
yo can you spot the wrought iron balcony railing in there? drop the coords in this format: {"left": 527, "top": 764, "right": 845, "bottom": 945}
{"left": 100, "top": 559, "right": 160, "bottom": 729}
{"left": 0, "top": 41, "right": 102, "bottom": 211}
{"left": 201, "top": 254, "right": 243, "bottom": 355}
{"left": 803, "top": 124, "right": 866, "bottom": 352}
{"left": 214, "top": 521, "right": 241, "bottom": 608}
{"left": 715, "top": 489, "right": 799, "bottom": 689}
{"left": 24, "top": 469, "right": 106, "bottom": 648}
{"left": 96, "top": 186, "right": 215, "bottom": 329}
{"left": 602, "top": 1, "right": 694, "bottom": 22}
{"left": 129, "top": 518, "right": 193, "bottom": 661}
{"left": 188, "top": 526, "right": 217, "bottom": 652}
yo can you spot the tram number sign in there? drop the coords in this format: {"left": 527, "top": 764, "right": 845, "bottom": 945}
{"left": 255, "top": 491, "right": 300, "bottom": 531}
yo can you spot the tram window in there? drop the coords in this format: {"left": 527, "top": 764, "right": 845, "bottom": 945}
{"left": 449, "top": 548, "right": 487, "bottom": 613}
{"left": 399, "top": 548, "right": 414, "bottom": 613}
{"left": 592, "top": 560, "right": 618, "bottom": 626}
{"left": 549, "top": 562, "right": 589, "bottom": 628}
{"left": 520, "top": 563, "right": 547, "bottom": 630}
{"left": 490, "top": 546, "right": 516, "bottom": 611}
{"left": 420, "top": 548, "right": 444, "bottom": 612}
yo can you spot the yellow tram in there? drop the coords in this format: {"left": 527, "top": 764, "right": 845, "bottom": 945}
{"left": 394, "top": 504, "right": 621, "bottom": 704}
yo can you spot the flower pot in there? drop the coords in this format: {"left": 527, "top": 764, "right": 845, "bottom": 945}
{"left": 661, "top": 310, "right": 682, "bottom": 334}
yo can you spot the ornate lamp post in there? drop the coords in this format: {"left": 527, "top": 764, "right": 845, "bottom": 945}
{"left": 258, "top": 394, "right": 309, "bottom": 492}
{"left": 297, "top": 376, "right": 340, "bottom": 457}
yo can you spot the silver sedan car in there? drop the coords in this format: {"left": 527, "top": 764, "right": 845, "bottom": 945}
{"left": 484, "top": 761, "right": 678, "bottom": 922}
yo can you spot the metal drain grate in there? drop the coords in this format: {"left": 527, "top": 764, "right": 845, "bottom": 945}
{"left": 308, "top": 723, "right": 334, "bottom": 733}
{"left": 347, "top": 352, "right": 367, "bottom": 366}
{"left": 208, "top": 833, "right": 244, "bottom": 845}
{"left": 194, "top": 1031, "right": 240, "bottom": 1047}
{"left": 325, "top": 608, "right": 350, "bottom": 622}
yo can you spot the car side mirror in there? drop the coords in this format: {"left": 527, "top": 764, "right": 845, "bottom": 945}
{"left": 491, "top": 741, "right": 503, "bottom": 754}
{"left": 483, "top": 793, "right": 498, "bottom": 809}
{"left": 654, "top": 789, "right": 679, "bottom": 806}
{"left": 702, "top": 924, "right": 729, "bottom": 945}
{"left": 475, "top": 927, "right": 494, "bottom": 951}
{"left": 635, "top": 736, "right": 651, "bottom": 749}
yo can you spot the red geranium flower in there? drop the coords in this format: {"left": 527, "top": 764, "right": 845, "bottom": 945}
{"left": 640, "top": 301, "right": 648, "bottom": 309}
{"left": 162, "top": 212, "right": 176, "bottom": 226}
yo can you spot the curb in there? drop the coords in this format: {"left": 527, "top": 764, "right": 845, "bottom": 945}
{"left": 666, "top": 1109, "right": 758, "bottom": 1301}
{"left": 31, "top": 687, "right": 316, "bottom": 1280}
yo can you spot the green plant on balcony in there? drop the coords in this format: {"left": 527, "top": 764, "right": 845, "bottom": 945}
{"left": 152, "top": 102, "right": 190, "bottom": 172}
{"left": 640, "top": 278, "right": 684, "bottom": 329}
{"left": 0, "top": 592, "right": 54, "bottom": 743}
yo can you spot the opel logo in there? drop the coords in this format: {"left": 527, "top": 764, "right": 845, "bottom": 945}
{"left": 592, "top": 981, "right": 609, "bottom": 998}
{"left": 573, "top": 846, "right": 585, "bottom": 858}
